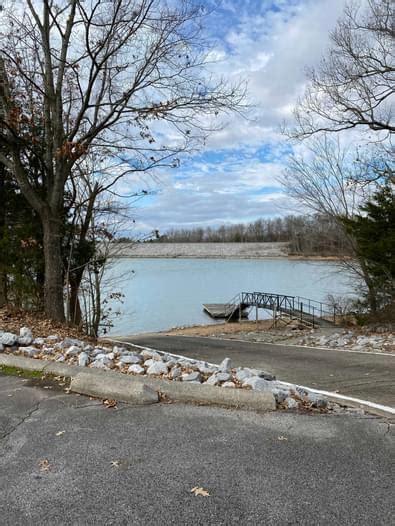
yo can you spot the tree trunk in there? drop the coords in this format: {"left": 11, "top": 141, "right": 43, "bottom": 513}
{"left": 359, "top": 258, "right": 377, "bottom": 313}
{"left": 69, "top": 277, "right": 83, "bottom": 327}
{"left": 42, "top": 215, "right": 65, "bottom": 321}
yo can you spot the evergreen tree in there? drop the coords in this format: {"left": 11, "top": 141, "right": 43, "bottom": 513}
{"left": 342, "top": 185, "right": 395, "bottom": 311}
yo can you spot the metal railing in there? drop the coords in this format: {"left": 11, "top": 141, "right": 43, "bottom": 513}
{"left": 232, "top": 291, "right": 338, "bottom": 327}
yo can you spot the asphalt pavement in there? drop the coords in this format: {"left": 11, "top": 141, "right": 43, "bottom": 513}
{"left": 115, "top": 335, "right": 395, "bottom": 407}
{"left": 0, "top": 374, "right": 393, "bottom": 525}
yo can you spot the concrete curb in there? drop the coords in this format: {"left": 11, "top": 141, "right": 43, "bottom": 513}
{"left": 103, "top": 337, "right": 395, "bottom": 418}
{"left": 71, "top": 372, "right": 159, "bottom": 405}
{"left": 0, "top": 354, "right": 276, "bottom": 412}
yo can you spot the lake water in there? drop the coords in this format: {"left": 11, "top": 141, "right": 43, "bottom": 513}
{"left": 104, "top": 258, "right": 354, "bottom": 335}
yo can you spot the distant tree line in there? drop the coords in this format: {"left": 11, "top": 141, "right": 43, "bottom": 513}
{"left": 146, "top": 214, "right": 353, "bottom": 256}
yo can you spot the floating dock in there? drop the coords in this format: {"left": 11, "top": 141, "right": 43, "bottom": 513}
{"left": 203, "top": 303, "right": 248, "bottom": 320}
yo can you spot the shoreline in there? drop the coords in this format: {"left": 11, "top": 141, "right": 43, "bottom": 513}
{"left": 108, "top": 242, "right": 349, "bottom": 261}
{"left": 110, "top": 254, "right": 346, "bottom": 261}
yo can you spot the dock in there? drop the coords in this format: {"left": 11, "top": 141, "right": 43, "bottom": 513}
{"left": 203, "top": 303, "right": 248, "bottom": 320}
{"left": 203, "top": 292, "right": 337, "bottom": 327}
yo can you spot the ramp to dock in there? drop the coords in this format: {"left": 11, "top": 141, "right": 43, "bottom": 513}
{"left": 203, "top": 291, "right": 337, "bottom": 327}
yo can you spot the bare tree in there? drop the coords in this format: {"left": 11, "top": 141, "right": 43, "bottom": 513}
{"left": 0, "top": 0, "right": 244, "bottom": 321}
{"left": 279, "top": 135, "right": 383, "bottom": 311}
{"left": 291, "top": 0, "right": 394, "bottom": 139}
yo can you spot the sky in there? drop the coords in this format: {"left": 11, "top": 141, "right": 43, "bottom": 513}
{"left": 125, "top": 0, "right": 349, "bottom": 236}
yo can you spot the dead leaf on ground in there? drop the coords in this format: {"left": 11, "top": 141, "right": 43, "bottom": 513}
{"left": 278, "top": 436, "right": 288, "bottom": 441}
{"left": 55, "top": 430, "right": 65, "bottom": 437}
{"left": 191, "top": 486, "right": 210, "bottom": 497}
{"left": 103, "top": 399, "right": 117, "bottom": 409}
{"left": 38, "top": 459, "right": 51, "bottom": 472}
{"left": 110, "top": 460, "right": 121, "bottom": 468}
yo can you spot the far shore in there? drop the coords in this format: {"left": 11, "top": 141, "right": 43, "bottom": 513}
{"left": 108, "top": 242, "right": 346, "bottom": 261}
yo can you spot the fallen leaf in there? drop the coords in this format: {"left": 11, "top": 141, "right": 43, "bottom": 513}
{"left": 191, "top": 486, "right": 210, "bottom": 497}
{"left": 55, "top": 430, "right": 65, "bottom": 436}
{"left": 38, "top": 459, "right": 50, "bottom": 472}
{"left": 278, "top": 436, "right": 288, "bottom": 441}
{"left": 103, "top": 399, "right": 117, "bottom": 408}
{"left": 110, "top": 460, "right": 121, "bottom": 468}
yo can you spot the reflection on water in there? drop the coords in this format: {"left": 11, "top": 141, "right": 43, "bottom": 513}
{"left": 104, "top": 258, "right": 354, "bottom": 335}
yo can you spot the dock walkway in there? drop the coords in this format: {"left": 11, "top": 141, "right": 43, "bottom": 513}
{"left": 203, "top": 291, "right": 337, "bottom": 327}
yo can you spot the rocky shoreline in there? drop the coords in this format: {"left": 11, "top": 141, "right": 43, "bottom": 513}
{"left": 167, "top": 322, "right": 395, "bottom": 354}
{"left": 0, "top": 327, "right": 330, "bottom": 411}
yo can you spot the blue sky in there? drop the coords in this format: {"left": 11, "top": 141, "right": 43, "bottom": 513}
{"left": 126, "top": 0, "right": 348, "bottom": 236}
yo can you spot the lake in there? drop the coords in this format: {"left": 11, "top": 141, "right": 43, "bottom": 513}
{"left": 104, "top": 258, "right": 354, "bottom": 335}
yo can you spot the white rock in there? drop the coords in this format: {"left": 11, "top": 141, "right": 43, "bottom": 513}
{"left": 143, "top": 358, "right": 155, "bottom": 368}
{"left": 56, "top": 355, "right": 65, "bottom": 362}
{"left": 23, "top": 346, "right": 40, "bottom": 357}
{"left": 242, "top": 376, "right": 273, "bottom": 391}
{"left": 58, "top": 337, "right": 84, "bottom": 349}
{"left": 272, "top": 388, "right": 289, "bottom": 403}
{"left": 169, "top": 367, "right": 182, "bottom": 379}
{"left": 216, "top": 372, "right": 231, "bottom": 382}
{"left": 182, "top": 371, "right": 201, "bottom": 383}
{"left": 91, "top": 355, "right": 113, "bottom": 368}
{"left": 20, "top": 327, "right": 33, "bottom": 339}
{"left": 198, "top": 362, "right": 217, "bottom": 374}
{"left": 18, "top": 328, "right": 33, "bottom": 346}
{"left": 245, "top": 368, "right": 275, "bottom": 381}
{"left": 46, "top": 335, "right": 59, "bottom": 342}
{"left": 147, "top": 362, "right": 168, "bottom": 376}
{"left": 205, "top": 373, "right": 220, "bottom": 386}
{"left": 117, "top": 354, "right": 142, "bottom": 365}
{"left": 33, "top": 338, "right": 45, "bottom": 346}
{"left": 42, "top": 347, "right": 54, "bottom": 355}
{"left": 0, "top": 343, "right": 4, "bottom": 353}
{"left": 141, "top": 349, "right": 162, "bottom": 360}
{"left": 128, "top": 364, "right": 145, "bottom": 375}
{"left": 78, "top": 352, "right": 89, "bottom": 367}
{"left": 222, "top": 381, "right": 236, "bottom": 388}
{"left": 218, "top": 357, "right": 231, "bottom": 373}
{"left": 235, "top": 369, "right": 253, "bottom": 383}
{"left": 285, "top": 397, "right": 299, "bottom": 409}
{"left": 165, "top": 359, "right": 178, "bottom": 368}
{"left": 90, "top": 348, "right": 104, "bottom": 357}
{"left": 0, "top": 332, "right": 17, "bottom": 346}
{"left": 65, "top": 345, "right": 81, "bottom": 356}
{"left": 91, "top": 359, "right": 112, "bottom": 369}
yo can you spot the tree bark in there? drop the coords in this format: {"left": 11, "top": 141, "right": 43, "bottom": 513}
{"left": 42, "top": 214, "right": 65, "bottom": 321}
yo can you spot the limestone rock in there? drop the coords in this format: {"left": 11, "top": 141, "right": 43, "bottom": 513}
{"left": 65, "top": 345, "right": 81, "bottom": 356}
{"left": 23, "top": 346, "right": 40, "bottom": 357}
{"left": 118, "top": 354, "right": 142, "bottom": 365}
{"left": 0, "top": 332, "right": 18, "bottom": 346}
{"left": 18, "top": 327, "right": 33, "bottom": 346}
{"left": 235, "top": 368, "right": 253, "bottom": 383}
{"left": 222, "top": 381, "right": 236, "bottom": 388}
{"left": 285, "top": 397, "right": 298, "bottom": 409}
{"left": 141, "top": 349, "right": 162, "bottom": 361}
{"left": 218, "top": 357, "right": 231, "bottom": 373}
{"left": 146, "top": 361, "right": 168, "bottom": 376}
{"left": 182, "top": 371, "right": 201, "bottom": 383}
{"left": 169, "top": 367, "right": 182, "bottom": 379}
{"left": 242, "top": 376, "right": 273, "bottom": 391}
{"left": 78, "top": 352, "right": 89, "bottom": 367}
{"left": 128, "top": 364, "right": 145, "bottom": 375}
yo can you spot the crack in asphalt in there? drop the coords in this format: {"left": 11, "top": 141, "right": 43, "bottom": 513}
{"left": 0, "top": 400, "right": 41, "bottom": 443}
